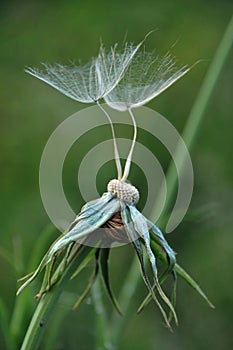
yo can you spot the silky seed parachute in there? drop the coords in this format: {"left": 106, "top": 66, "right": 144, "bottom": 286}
{"left": 18, "top": 35, "right": 214, "bottom": 331}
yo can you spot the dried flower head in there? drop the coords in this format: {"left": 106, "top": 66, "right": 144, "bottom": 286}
{"left": 17, "top": 177, "right": 213, "bottom": 330}
{"left": 18, "top": 36, "right": 213, "bottom": 333}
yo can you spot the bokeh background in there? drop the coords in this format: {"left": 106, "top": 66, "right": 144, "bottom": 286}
{"left": 0, "top": 0, "right": 233, "bottom": 349}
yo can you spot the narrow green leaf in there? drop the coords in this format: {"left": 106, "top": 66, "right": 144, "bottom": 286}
{"left": 137, "top": 268, "right": 177, "bottom": 314}
{"left": 129, "top": 206, "right": 178, "bottom": 325}
{"left": 121, "top": 205, "right": 172, "bottom": 331}
{"left": 147, "top": 219, "right": 176, "bottom": 270}
{"left": 175, "top": 264, "right": 215, "bottom": 308}
{"left": 149, "top": 240, "right": 214, "bottom": 308}
{"left": 29, "top": 224, "right": 56, "bottom": 271}
{"left": 17, "top": 198, "right": 120, "bottom": 296}
{"left": 16, "top": 253, "right": 50, "bottom": 296}
{"left": 73, "top": 249, "right": 100, "bottom": 310}
{"left": 0, "top": 298, "right": 15, "bottom": 350}
{"left": 100, "top": 248, "right": 122, "bottom": 315}
{"left": 20, "top": 245, "right": 94, "bottom": 350}
{"left": 71, "top": 246, "right": 98, "bottom": 280}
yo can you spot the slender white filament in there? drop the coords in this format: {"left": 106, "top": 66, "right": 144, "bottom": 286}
{"left": 121, "top": 108, "right": 137, "bottom": 181}
{"left": 97, "top": 101, "right": 122, "bottom": 179}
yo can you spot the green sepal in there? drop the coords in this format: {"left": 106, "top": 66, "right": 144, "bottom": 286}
{"left": 129, "top": 206, "right": 178, "bottom": 325}
{"left": 121, "top": 204, "right": 173, "bottom": 331}
{"left": 146, "top": 239, "right": 214, "bottom": 309}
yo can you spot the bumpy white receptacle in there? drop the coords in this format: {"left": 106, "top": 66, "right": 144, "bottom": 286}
{"left": 107, "top": 179, "right": 139, "bottom": 205}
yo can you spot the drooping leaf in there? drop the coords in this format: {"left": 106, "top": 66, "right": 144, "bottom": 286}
{"left": 121, "top": 204, "right": 172, "bottom": 330}
{"left": 147, "top": 218, "right": 176, "bottom": 270}
{"left": 148, "top": 240, "right": 214, "bottom": 309}
{"left": 34, "top": 242, "right": 75, "bottom": 299}
{"left": 17, "top": 253, "right": 51, "bottom": 296}
{"left": 129, "top": 206, "right": 178, "bottom": 325}
{"left": 48, "top": 197, "right": 120, "bottom": 255}
{"left": 70, "top": 193, "right": 113, "bottom": 226}
{"left": 137, "top": 273, "right": 170, "bottom": 313}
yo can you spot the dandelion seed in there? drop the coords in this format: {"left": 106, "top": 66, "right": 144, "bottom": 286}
{"left": 25, "top": 42, "right": 143, "bottom": 103}
{"left": 104, "top": 49, "right": 189, "bottom": 181}
{"left": 18, "top": 38, "right": 213, "bottom": 333}
{"left": 104, "top": 49, "right": 189, "bottom": 110}
{"left": 25, "top": 39, "right": 144, "bottom": 179}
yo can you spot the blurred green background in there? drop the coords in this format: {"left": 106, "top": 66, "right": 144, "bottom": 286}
{"left": 0, "top": 0, "right": 233, "bottom": 349}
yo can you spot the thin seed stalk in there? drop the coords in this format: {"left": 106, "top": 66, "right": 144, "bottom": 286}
{"left": 121, "top": 108, "right": 137, "bottom": 181}
{"left": 97, "top": 101, "right": 122, "bottom": 179}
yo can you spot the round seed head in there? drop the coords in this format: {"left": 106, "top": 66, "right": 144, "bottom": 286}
{"left": 107, "top": 179, "right": 139, "bottom": 205}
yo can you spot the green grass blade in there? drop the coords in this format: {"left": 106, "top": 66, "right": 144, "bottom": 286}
{"left": 73, "top": 249, "right": 100, "bottom": 310}
{"left": 0, "top": 298, "right": 16, "bottom": 350}
{"left": 156, "top": 15, "right": 233, "bottom": 224}
{"left": 100, "top": 248, "right": 122, "bottom": 315}
{"left": 20, "top": 245, "right": 93, "bottom": 350}
{"left": 175, "top": 264, "right": 214, "bottom": 308}
{"left": 111, "top": 17, "right": 233, "bottom": 343}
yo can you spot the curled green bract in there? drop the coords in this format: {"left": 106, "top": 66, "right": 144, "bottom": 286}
{"left": 17, "top": 180, "right": 213, "bottom": 331}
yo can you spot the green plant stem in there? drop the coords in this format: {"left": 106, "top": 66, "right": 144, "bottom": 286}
{"left": 9, "top": 289, "right": 33, "bottom": 350}
{"left": 20, "top": 246, "right": 92, "bottom": 350}
{"left": 0, "top": 298, "right": 16, "bottom": 350}
{"left": 110, "top": 15, "right": 233, "bottom": 346}
{"left": 10, "top": 226, "right": 55, "bottom": 349}
{"left": 92, "top": 276, "right": 114, "bottom": 350}
{"left": 110, "top": 255, "right": 140, "bottom": 345}
{"left": 157, "top": 15, "right": 233, "bottom": 221}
